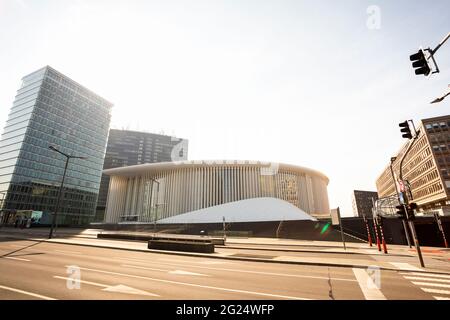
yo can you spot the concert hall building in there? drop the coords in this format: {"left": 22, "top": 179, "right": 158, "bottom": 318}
{"left": 103, "top": 160, "right": 330, "bottom": 224}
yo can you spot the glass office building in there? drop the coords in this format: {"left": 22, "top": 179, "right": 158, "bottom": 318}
{"left": 0, "top": 66, "right": 112, "bottom": 225}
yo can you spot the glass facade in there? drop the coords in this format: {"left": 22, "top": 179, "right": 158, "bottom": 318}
{"left": 0, "top": 66, "right": 112, "bottom": 225}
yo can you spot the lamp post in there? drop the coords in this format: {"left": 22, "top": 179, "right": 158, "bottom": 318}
{"left": 48, "top": 145, "right": 87, "bottom": 239}
{"left": 151, "top": 178, "right": 160, "bottom": 233}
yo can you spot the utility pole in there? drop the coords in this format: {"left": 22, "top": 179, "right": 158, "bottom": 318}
{"left": 397, "top": 120, "right": 425, "bottom": 268}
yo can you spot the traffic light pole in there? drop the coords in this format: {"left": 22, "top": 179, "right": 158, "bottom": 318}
{"left": 390, "top": 158, "right": 412, "bottom": 248}
{"left": 398, "top": 123, "right": 425, "bottom": 268}
{"left": 431, "top": 32, "right": 450, "bottom": 55}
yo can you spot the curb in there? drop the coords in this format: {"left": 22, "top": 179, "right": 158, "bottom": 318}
{"left": 217, "top": 245, "right": 414, "bottom": 258}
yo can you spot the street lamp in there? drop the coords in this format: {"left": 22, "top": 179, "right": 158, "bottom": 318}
{"left": 48, "top": 145, "right": 87, "bottom": 239}
{"left": 152, "top": 178, "right": 160, "bottom": 232}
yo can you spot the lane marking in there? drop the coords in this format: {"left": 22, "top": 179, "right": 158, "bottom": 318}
{"left": 122, "top": 264, "right": 209, "bottom": 277}
{"left": 421, "top": 288, "right": 450, "bottom": 295}
{"left": 1, "top": 256, "right": 31, "bottom": 262}
{"left": 399, "top": 272, "right": 450, "bottom": 279}
{"left": 53, "top": 276, "right": 106, "bottom": 288}
{"left": 169, "top": 270, "right": 209, "bottom": 276}
{"left": 0, "top": 284, "right": 56, "bottom": 300}
{"left": 53, "top": 276, "right": 159, "bottom": 297}
{"left": 411, "top": 281, "right": 450, "bottom": 289}
{"left": 122, "top": 260, "right": 356, "bottom": 282}
{"left": 403, "top": 276, "right": 450, "bottom": 283}
{"left": 70, "top": 265, "right": 310, "bottom": 300}
{"left": 352, "top": 268, "right": 386, "bottom": 300}
{"left": 390, "top": 262, "right": 423, "bottom": 271}
{"left": 434, "top": 296, "right": 450, "bottom": 300}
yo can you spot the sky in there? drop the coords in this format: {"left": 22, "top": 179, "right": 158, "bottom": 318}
{"left": 0, "top": 0, "right": 449, "bottom": 216}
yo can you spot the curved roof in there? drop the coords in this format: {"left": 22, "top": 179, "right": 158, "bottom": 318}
{"left": 156, "top": 197, "right": 317, "bottom": 224}
{"left": 103, "top": 160, "right": 329, "bottom": 184}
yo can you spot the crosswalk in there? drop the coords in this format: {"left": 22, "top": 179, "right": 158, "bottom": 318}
{"left": 400, "top": 272, "right": 450, "bottom": 300}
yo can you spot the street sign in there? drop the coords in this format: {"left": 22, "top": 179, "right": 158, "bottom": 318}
{"left": 330, "top": 208, "right": 340, "bottom": 225}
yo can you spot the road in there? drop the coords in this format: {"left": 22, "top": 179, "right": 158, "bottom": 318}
{"left": 0, "top": 237, "right": 448, "bottom": 300}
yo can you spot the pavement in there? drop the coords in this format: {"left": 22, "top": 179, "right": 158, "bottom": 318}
{"left": 0, "top": 227, "right": 449, "bottom": 300}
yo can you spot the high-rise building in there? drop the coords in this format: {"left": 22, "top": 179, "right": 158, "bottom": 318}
{"left": 376, "top": 115, "right": 450, "bottom": 216}
{"left": 96, "top": 129, "right": 188, "bottom": 220}
{"left": 0, "top": 66, "right": 112, "bottom": 225}
{"left": 351, "top": 190, "right": 378, "bottom": 218}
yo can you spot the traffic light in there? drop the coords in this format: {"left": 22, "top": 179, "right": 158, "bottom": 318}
{"left": 396, "top": 205, "right": 407, "bottom": 220}
{"left": 407, "top": 203, "right": 417, "bottom": 220}
{"left": 410, "top": 49, "right": 431, "bottom": 76}
{"left": 399, "top": 121, "right": 413, "bottom": 139}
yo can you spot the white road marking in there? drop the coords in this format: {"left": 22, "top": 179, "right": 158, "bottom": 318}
{"left": 70, "top": 265, "right": 310, "bottom": 300}
{"left": 124, "top": 260, "right": 357, "bottom": 282}
{"left": 434, "top": 296, "right": 450, "bottom": 300}
{"left": 421, "top": 288, "right": 450, "bottom": 295}
{"left": 2, "top": 256, "right": 31, "bottom": 262}
{"left": 53, "top": 276, "right": 159, "bottom": 297}
{"left": 0, "top": 284, "right": 56, "bottom": 300}
{"left": 53, "top": 276, "right": 106, "bottom": 287}
{"left": 122, "top": 264, "right": 208, "bottom": 276}
{"left": 102, "top": 284, "right": 159, "bottom": 296}
{"left": 411, "top": 281, "right": 450, "bottom": 289}
{"left": 352, "top": 268, "right": 386, "bottom": 300}
{"left": 399, "top": 272, "right": 450, "bottom": 279}
{"left": 390, "top": 262, "right": 423, "bottom": 271}
{"left": 403, "top": 276, "right": 450, "bottom": 283}
{"left": 169, "top": 270, "right": 209, "bottom": 276}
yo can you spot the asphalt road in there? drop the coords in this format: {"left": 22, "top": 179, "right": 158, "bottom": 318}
{"left": 0, "top": 238, "right": 446, "bottom": 300}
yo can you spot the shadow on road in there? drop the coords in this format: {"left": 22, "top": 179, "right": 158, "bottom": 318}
{"left": 0, "top": 239, "right": 47, "bottom": 258}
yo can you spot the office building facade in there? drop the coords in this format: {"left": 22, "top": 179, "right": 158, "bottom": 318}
{"left": 95, "top": 129, "right": 188, "bottom": 219}
{"left": 0, "top": 66, "right": 112, "bottom": 225}
{"left": 351, "top": 190, "right": 378, "bottom": 218}
{"left": 103, "top": 160, "right": 330, "bottom": 224}
{"left": 376, "top": 115, "right": 450, "bottom": 216}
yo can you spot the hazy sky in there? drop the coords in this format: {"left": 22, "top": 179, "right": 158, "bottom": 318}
{"left": 0, "top": 0, "right": 449, "bottom": 216}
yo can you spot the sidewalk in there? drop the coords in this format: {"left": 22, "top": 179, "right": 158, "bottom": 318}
{"left": 1, "top": 227, "right": 449, "bottom": 274}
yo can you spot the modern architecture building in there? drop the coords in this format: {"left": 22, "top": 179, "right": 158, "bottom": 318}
{"left": 0, "top": 66, "right": 112, "bottom": 225}
{"left": 103, "top": 160, "right": 330, "bottom": 224}
{"left": 351, "top": 190, "right": 378, "bottom": 218}
{"left": 96, "top": 129, "right": 188, "bottom": 220}
{"left": 376, "top": 115, "right": 450, "bottom": 216}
